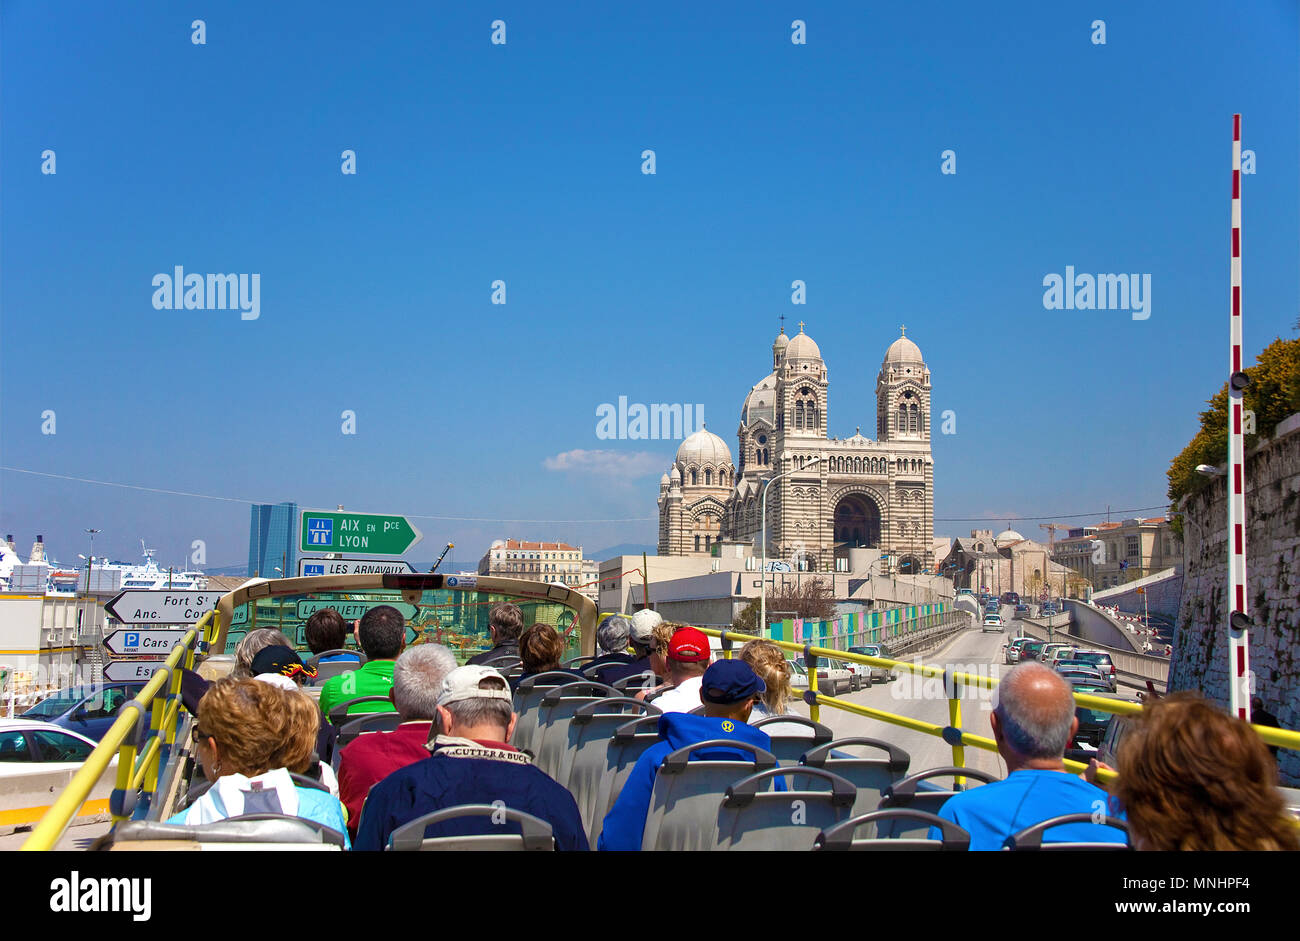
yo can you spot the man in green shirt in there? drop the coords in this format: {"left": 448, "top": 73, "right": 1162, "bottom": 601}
{"left": 319, "top": 605, "right": 407, "bottom": 718}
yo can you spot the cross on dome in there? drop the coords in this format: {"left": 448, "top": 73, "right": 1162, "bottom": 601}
{"left": 798, "top": 320, "right": 805, "bottom": 333}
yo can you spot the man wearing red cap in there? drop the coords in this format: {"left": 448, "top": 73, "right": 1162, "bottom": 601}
{"left": 646, "top": 625, "right": 711, "bottom": 714}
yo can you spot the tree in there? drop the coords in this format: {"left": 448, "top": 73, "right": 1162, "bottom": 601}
{"left": 1168, "top": 336, "right": 1300, "bottom": 510}
{"left": 732, "top": 578, "right": 836, "bottom": 633}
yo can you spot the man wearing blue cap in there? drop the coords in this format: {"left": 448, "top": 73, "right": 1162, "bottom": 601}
{"left": 597, "top": 659, "right": 781, "bottom": 851}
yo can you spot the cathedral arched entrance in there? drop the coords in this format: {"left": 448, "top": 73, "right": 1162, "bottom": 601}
{"left": 833, "top": 493, "right": 881, "bottom": 553}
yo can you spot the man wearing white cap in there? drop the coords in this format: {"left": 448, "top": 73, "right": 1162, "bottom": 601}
{"left": 353, "top": 665, "right": 588, "bottom": 851}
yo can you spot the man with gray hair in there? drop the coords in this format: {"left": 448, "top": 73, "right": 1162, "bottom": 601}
{"left": 337, "top": 643, "right": 457, "bottom": 837}
{"left": 586, "top": 614, "right": 634, "bottom": 683}
{"left": 354, "top": 665, "right": 588, "bottom": 851}
{"left": 928, "top": 660, "right": 1126, "bottom": 849}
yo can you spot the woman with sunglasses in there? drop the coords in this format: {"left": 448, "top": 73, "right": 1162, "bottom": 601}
{"left": 169, "top": 677, "right": 350, "bottom": 847}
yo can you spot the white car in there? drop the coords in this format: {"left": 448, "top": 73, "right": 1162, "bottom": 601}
{"left": 793, "top": 658, "right": 852, "bottom": 696}
{"left": 0, "top": 719, "right": 108, "bottom": 775}
{"left": 982, "top": 613, "right": 1003, "bottom": 632}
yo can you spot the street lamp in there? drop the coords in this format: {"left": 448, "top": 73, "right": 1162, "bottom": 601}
{"left": 760, "top": 455, "right": 822, "bottom": 638}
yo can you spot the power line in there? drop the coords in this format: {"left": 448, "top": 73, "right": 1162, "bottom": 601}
{"left": 1, "top": 466, "right": 1169, "bottom": 527}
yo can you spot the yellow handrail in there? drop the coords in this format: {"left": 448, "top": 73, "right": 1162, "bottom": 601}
{"left": 699, "top": 626, "right": 1299, "bottom": 785}
{"left": 20, "top": 611, "right": 215, "bottom": 851}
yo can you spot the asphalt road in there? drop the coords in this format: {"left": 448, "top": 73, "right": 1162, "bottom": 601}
{"left": 789, "top": 618, "right": 1024, "bottom": 781}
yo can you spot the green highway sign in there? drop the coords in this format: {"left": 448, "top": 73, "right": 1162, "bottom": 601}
{"left": 295, "top": 600, "right": 418, "bottom": 622}
{"left": 300, "top": 509, "right": 423, "bottom": 556}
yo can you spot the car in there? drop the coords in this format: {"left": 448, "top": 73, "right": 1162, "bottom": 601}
{"left": 957, "top": 588, "right": 974, "bottom": 596}
{"left": 1061, "top": 651, "right": 1118, "bottom": 692}
{"left": 1038, "top": 642, "right": 1074, "bottom": 664}
{"left": 1057, "top": 666, "right": 1107, "bottom": 686}
{"left": 847, "top": 644, "right": 894, "bottom": 683}
{"left": 1003, "top": 637, "right": 1034, "bottom": 665}
{"left": 829, "top": 656, "right": 869, "bottom": 692}
{"left": 20, "top": 683, "right": 145, "bottom": 742}
{"left": 0, "top": 719, "right": 108, "bottom": 775}
{"left": 1045, "top": 646, "right": 1079, "bottom": 668}
{"left": 1000, "top": 592, "right": 1021, "bottom": 606}
{"left": 793, "top": 657, "right": 852, "bottom": 696}
{"left": 1018, "top": 639, "right": 1047, "bottom": 663}
{"left": 981, "top": 613, "right": 1003, "bottom": 632}
{"left": 788, "top": 659, "right": 809, "bottom": 690}
{"left": 1071, "top": 692, "right": 1141, "bottom": 751}
{"left": 1014, "top": 604, "right": 1029, "bottom": 615}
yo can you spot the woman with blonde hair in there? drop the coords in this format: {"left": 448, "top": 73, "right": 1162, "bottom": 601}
{"left": 1111, "top": 692, "right": 1299, "bottom": 851}
{"left": 738, "top": 638, "right": 808, "bottom": 735}
{"left": 170, "top": 678, "right": 350, "bottom": 845}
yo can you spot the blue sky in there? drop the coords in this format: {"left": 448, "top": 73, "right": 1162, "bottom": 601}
{"left": 3, "top": 0, "right": 1297, "bottom": 571}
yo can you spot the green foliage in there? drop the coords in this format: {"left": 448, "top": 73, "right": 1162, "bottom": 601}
{"left": 1168, "top": 336, "right": 1300, "bottom": 505}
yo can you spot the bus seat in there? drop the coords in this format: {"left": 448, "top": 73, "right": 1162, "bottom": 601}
{"left": 481, "top": 655, "right": 522, "bottom": 671}
{"left": 557, "top": 698, "right": 660, "bottom": 831}
{"left": 611, "top": 672, "right": 655, "bottom": 693}
{"left": 386, "top": 804, "right": 554, "bottom": 852}
{"left": 814, "top": 810, "right": 971, "bottom": 851}
{"left": 876, "top": 767, "right": 1000, "bottom": 838}
{"left": 640, "top": 740, "right": 777, "bottom": 851}
{"left": 512, "top": 672, "right": 587, "bottom": 755}
{"left": 589, "top": 715, "right": 665, "bottom": 846}
{"left": 1003, "top": 812, "right": 1131, "bottom": 851}
{"left": 750, "top": 715, "right": 834, "bottom": 764}
{"left": 331, "top": 712, "right": 403, "bottom": 771}
{"left": 715, "top": 766, "right": 856, "bottom": 851}
{"left": 326, "top": 697, "right": 393, "bottom": 727}
{"left": 108, "top": 814, "right": 346, "bottom": 850}
{"left": 799, "top": 737, "right": 911, "bottom": 818}
{"left": 527, "top": 682, "right": 618, "bottom": 781}
{"left": 304, "top": 651, "right": 366, "bottom": 686}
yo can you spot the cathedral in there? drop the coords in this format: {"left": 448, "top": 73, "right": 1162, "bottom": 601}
{"left": 657, "top": 323, "right": 935, "bottom": 574}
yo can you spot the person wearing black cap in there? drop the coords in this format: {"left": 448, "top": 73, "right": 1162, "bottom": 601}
{"left": 597, "top": 659, "right": 783, "bottom": 851}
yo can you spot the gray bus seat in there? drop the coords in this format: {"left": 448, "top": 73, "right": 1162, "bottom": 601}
{"left": 640, "top": 739, "right": 778, "bottom": 851}
{"left": 800, "top": 737, "right": 911, "bottom": 818}
{"left": 512, "top": 671, "right": 587, "bottom": 754}
{"left": 715, "top": 766, "right": 856, "bottom": 851}
{"left": 876, "top": 767, "right": 1000, "bottom": 838}
{"left": 750, "top": 715, "right": 835, "bottom": 764}
{"left": 556, "top": 698, "right": 661, "bottom": 830}
{"left": 814, "top": 810, "right": 971, "bottom": 851}
{"left": 326, "top": 696, "right": 394, "bottom": 726}
{"left": 588, "top": 715, "right": 666, "bottom": 845}
{"left": 1004, "top": 812, "right": 1130, "bottom": 851}
{"left": 530, "top": 681, "right": 618, "bottom": 779}
{"left": 110, "top": 814, "right": 346, "bottom": 850}
{"left": 331, "top": 712, "right": 403, "bottom": 771}
{"left": 387, "top": 804, "right": 554, "bottom": 851}
{"left": 303, "top": 651, "right": 366, "bottom": 685}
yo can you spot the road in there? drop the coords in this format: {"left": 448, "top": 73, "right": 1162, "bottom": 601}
{"left": 789, "top": 618, "right": 1023, "bottom": 780}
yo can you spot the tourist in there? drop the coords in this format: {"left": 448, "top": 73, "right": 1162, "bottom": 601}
{"left": 171, "top": 678, "right": 349, "bottom": 847}
{"left": 597, "top": 610, "right": 659, "bottom": 686}
{"left": 467, "top": 601, "right": 526, "bottom": 666}
{"left": 337, "top": 644, "right": 458, "bottom": 837}
{"left": 738, "top": 639, "right": 807, "bottom": 735}
{"left": 929, "top": 661, "right": 1127, "bottom": 850}
{"left": 232, "top": 628, "right": 294, "bottom": 679}
{"left": 304, "top": 608, "right": 361, "bottom": 663}
{"left": 1109, "top": 692, "right": 1299, "bottom": 851}
{"left": 317, "top": 605, "right": 406, "bottom": 718}
{"left": 353, "top": 666, "right": 588, "bottom": 851}
{"left": 585, "top": 615, "right": 634, "bottom": 680}
{"left": 513, "top": 623, "right": 584, "bottom": 691}
{"left": 597, "top": 659, "right": 777, "bottom": 851}
{"left": 642, "top": 625, "right": 711, "bottom": 713}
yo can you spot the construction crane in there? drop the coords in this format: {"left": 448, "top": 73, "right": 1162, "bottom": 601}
{"left": 1040, "top": 523, "right": 1069, "bottom": 549}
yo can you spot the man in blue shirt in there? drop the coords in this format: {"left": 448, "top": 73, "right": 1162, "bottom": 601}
{"left": 598, "top": 659, "right": 780, "bottom": 851}
{"left": 930, "top": 661, "right": 1126, "bottom": 850}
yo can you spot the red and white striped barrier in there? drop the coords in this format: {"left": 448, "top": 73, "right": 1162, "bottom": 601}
{"left": 1227, "top": 113, "right": 1251, "bottom": 722}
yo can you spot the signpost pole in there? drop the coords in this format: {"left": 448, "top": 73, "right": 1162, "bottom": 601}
{"left": 1226, "top": 114, "right": 1251, "bottom": 722}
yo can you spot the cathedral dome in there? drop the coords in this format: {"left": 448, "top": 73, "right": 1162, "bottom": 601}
{"left": 675, "top": 428, "right": 733, "bottom": 468}
{"left": 995, "top": 528, "right": 1025, "bottom": 546}
{"left": 773, "top": 330, "right": 789, "bottom": 353}
{"left": 883, "top": 329, "right": 924, "bottom": 365}
{"left": 785, "top": 327, "right": 822, "bottom": 361}
{"left": 741, "top": 376, "right": 776, "bottom": 425}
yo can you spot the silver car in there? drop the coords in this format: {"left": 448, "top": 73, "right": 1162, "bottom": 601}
{"left": 847, "top": 645, "right": 894, "bottom": 683}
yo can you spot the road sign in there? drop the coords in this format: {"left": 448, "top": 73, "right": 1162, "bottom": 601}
{"left": 299, "top": 509, "right": 422, "bottom": 556}
{"left": 298, "top": 557, "right": 418, "bottom": 577}
{"left": 105, "top": 590, "right": 222, "bottom": 624}
{"left": 295, "top": 600, "right": 418, "bottom": 622}
{"left": 103, "top": 660, "right": 168, "bottom": 682}
{"left": 104, "top": 629, "right": 188, "bottom": 656}
{"left": 230, "top": 606, "right": 248, "bottom": 625}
